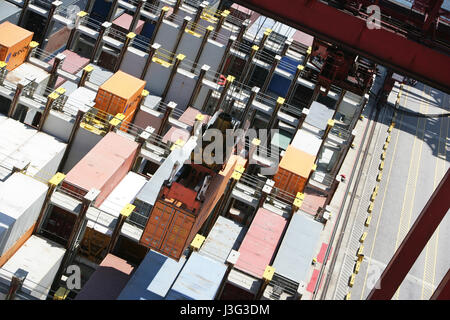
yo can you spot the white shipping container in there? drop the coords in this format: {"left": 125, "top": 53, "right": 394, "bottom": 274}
{"left": 0, "top": 173, "right": 48, "bottom": 257}
{"left": 87, "top": 172, "right": 147, "bottom": 235}
{"left": 0, "top": 235, "right": 65, "bottom": 300}
{"left": 6, "top": 62, "right": 50, "bottom": 97}
{"left": 291, "top": 128, "right": 322, "bottom": 157}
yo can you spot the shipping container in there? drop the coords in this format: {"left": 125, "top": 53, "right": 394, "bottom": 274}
{"left": 139, "top": 154, "right": 245, "bottom": 261}
{"left": 86, "top": 171, "right": 147, "bottom": 236}
{"left": 62, "top": 132, "right": 139, "bottom": 207}
{"left": 113, "top": 13, "right": 145, "bottom": 35}
{"left": 0, "top": 22, "right": 33, "bottom": 71}
{"left": 268, "top": 212, "right": 323, "bottom": 299}
{"left": 0, "top": 173, "right": 48, "bottom": 259}
{"left": 118, "top": 250, "right": 186, "bottom": 300}
{"left": 305, "top": 101, "right": 335, "bottom": 131}
{"left": 48, "top": 50, "right": 90, "bottom": 89}
{"left": 5, "top": 62, "right": 50, "bottom": 97}
{"left": 199, "top": 216, "right": 246, "bottom": 265}
{"left": 234, "top": 207, "right": 287, "bottom": 279}
{"left": 0, "top": 235, "right": 65, "bottom": 300}
{"left": 75, "top": 254, "right": 134, "bottom": 300}
{"left": 273, "top": 145, "right": 316, "bottom": 195}
{"left": 291, "top": 128, "right": 322, "bottom": 157}
{"left": 220, "top": 268, "right": 261, "bottom": 300}
{"left": 166, "top": 252, "right": 227, "bottom": 300}
{"left": 0, "top": 1, "right": 21, "bottom": 25}
{"left": 94, "top": 70, "right": 146, "bottom": 122}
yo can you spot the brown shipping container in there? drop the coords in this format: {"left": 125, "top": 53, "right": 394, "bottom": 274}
{"left": 95, "top": 70, "right": 146, "bottom": 122}
{"left": 62, "top": 132, "right": 139, "bottom": 207}
{"left": 0, "top": 22, "right": 33, "bottom": 71}
{"left": 140, "top": 155, "right": 247, "bottom": 261}
{"left": 274, "top": 145, "right": 316, "bottom": 195}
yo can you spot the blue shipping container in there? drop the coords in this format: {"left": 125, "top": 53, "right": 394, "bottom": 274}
{"left": 117, "top": 250, "right": 186, "bottom": 300}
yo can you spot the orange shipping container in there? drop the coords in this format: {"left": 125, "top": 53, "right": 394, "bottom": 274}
{"left": 274, "top": 145, "right": 316, "bottom": 195}
{"left": 0, "top": 22, "right": 33, "bottom": 71}
{"left": 95, "top": 70, "right": 146, "bottom": 123}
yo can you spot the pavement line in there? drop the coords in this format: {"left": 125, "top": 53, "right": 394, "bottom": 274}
{"left": 421, "top": 92, "right": 449, "bottom": 299}
{"left": 393, "top": 85, "right": 428, "bottom": 300}
{"left": 359, "top": 104, "right": 405, "bottom": 299}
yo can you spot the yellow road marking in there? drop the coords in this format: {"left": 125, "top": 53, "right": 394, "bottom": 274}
{"left": 359, "top": 87, "right": 407, "bottom": 299}
{"left": 393, "top": 86, "right": 428, "bottom": 300}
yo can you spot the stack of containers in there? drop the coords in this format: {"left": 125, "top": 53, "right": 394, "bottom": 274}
{"left": 165, "top": 252, "right": 228, "bottom": 300}
{"left": 221, "top": 207, "right": 287, "bottom": 299}
{"left": 0, "top": 173, "right": 48, "bottom": 265}
{"left": 75, "top": 254, "right": 134, "bottom": 300}
{"left": 94, "top": 70, "right": 146, "bottom": 123}
{"left": 118, "top": 250, "right": 186, "bottom": 300}
{"left": 0, "top": 235, "right": 65, "bottom": 300}
{"left": 0, "top": 22, "right": 33, "bottom": 71}
{"left": 264, "top": 211, "right": 323, "bottom": 299}
{"left": 61, "top": 132, "right": 139, "bottom": 207}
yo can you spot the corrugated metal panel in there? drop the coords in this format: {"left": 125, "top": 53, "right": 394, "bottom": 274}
{"left": 0, "top": 235, "right": 65, "bottom": 300}
{"left": 0, "top": 173, "right": 48, "bottom": 257}
{"left": 305, "top": 101, "right": 335, "bottom": 131}
{"left": 75, "top": 254, "right": 134, "bottom": 300}
{"left": 199, "top": 216, "right": 246, "bottom": 264}
{"left": 272, "top": 212, "right": 323, "bottom": 284}
{"left": 291, "top": 128, "right": 322, "bottom": 157}
{"left": 234, "top": 208, "right": 287, "bottom": 279}
{"left": 62, "top": 132, "right": 139, "bottom": 207}
{"left": 166, "top": 252, "right": 227, "bottom": 300}
{"left": 118, "top": 250, "right": 186, "bottom": 300}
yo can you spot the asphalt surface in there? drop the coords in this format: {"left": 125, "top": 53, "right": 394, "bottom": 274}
{"left": 350, "top": 82, "right": 450, "bottom": 300}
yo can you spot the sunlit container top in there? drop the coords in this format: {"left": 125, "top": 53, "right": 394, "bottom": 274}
{"left": 0, "top": 21, "right": 32, "bottom": 48}
{"left": 272, "top": 212, "right": 323, "bottom": 284}
{"left": 291, "top": 128, "right": 322, "bottom": 157}
{"left": 305, "top": 101, "right": 335, "bottom": 131}
{"left": 118, "top": 250, "right": 186, "bottom": 300}
{"left": 166, "top": 252, "right": 227, "bottom": 300}
{"left": 234, "top": 208, "right": 287, "bottom": 279}
{"left": 75, "top": 254, "right": 134, "bottom": 300}
{"left": 199, "top": 216, "right": 246, "bottom": 264}
{"left": 0, "top": 2, "right": 21, "bottom": 24}
{"left": 0, "top": 235, "right": 65, "bottom": 300}
{"left": 278, "top": 145, "right": 316, "bottom": 177}
{"left": 99, "top": 70, "right": 146, "bottom": 100}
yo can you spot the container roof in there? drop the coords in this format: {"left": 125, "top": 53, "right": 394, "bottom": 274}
{"left": 118, "top": 250, "right": 186, "bottom": 300}
{"left": 234, "top": 207, "right": 287, "bottom": 279}
{"left": 291, "top": 128, "right": 322, "bottom": 157}
{"left": 0, "top": 22, "right": 33, "bottom": 48}
{"left": 305, "top": 101, "right": 335, "bottom": 131}
{"left": 166, "top": 252, "right": 227, "bottom": 300}
{"left": 278, "top": 145, "right": 316, "bottom": 177}
{"left": 99, "top": 70, "right": 146, "bottom": 100}
{"left": 272, "top": 212, "right": 323, "bottom": 284}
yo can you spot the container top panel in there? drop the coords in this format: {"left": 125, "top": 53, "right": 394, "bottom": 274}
{"left": 199, "top": 216, "right": 246, "bottom": 264}
{"left": 292, "top": 30, "right": 314, "bottom": 47}
{"left": 113, "top": 13, "right": 145, "bottom": 31}
{"left": 166, "top": 252, "right": 227, "bottom": 300}
{"left": 99, "top": 70, "right": 146, "bottom": 100}
{"left": 178, "top": 107, "right": 211, "bottom": 126}
{"left": 0, "top": 22, "right": 33, "bottom": 48}
{"left": 278, "top": 145, "right": 316, "bottom": 177}
{"left": 118, "top": 250, "right": 186, "bottom": 300}
{"left": 5, "top": 62, "right": 50, "bottom": 85}
{"left": 272, "top": 212, "right": 323, "bottom": 284}
{"left": 75, "top": 254, "right": 134, "bottom": 300}
{"left": 0, "top": 2, "right": 21, "bottom": 24}
{"left": 291, "top": 128, "right": 322, "bottom": 157}
{"left": 227, "top": 268, "right": 261, "bottom": 295}
{"left": 234, "top": 207, "right": 287, "bottom": 279}
{"left": 0, "top": 235, "right": 65, "bottom": 300}
{"left": 64, "top": 132, "right": 139, "bottom": 192}
{"left": 0, "top": 173, "right": 48, "bottom": 221}
{"left": 305, "top": 101, "right": 335, "bottom": 131}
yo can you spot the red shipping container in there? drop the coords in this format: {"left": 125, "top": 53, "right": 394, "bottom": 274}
{"left": 62, "top": 132, "right": 139, "bottom": 207}
{"left": 234, "top": 207, "right": 287, "bottom": 279}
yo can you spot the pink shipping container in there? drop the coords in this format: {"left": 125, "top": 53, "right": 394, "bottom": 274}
{"left": 62, "top": 132, "right": 139, "bottom": 207}
{"left": 48, "top": 50, "right": 90, "bottom": 88}
{"left": 234, "top": 208, "right": 287, "bottom": 279}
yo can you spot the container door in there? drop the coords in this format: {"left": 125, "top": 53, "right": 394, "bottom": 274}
{"left": 159, "top": 209, "right": 195, "bottom": 260}
{"left": 140, "top": 201, "right": 174, "bottom": 250}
